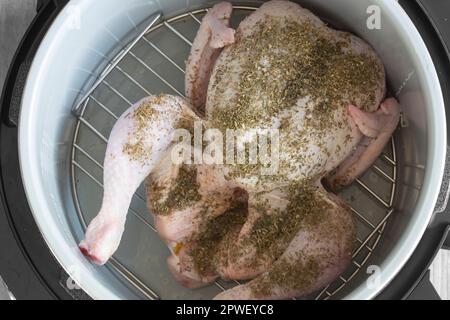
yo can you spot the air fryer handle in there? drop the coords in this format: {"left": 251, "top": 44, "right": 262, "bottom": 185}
{"left": 407, "top": 270, "right": 441, "bottom": 300}
{"left": 434, "top": 146, "right": 450, "bottom": 214}
{"left": 434, "top": 146, "right": 450, "bottom": 252}
{"left": 400, "top": 148, "right": 450, "bottom": 299}
{"left": 6, "top": 62, "right": 31, "bottom": 127}
{"left": 444, "top": 228, "right": 450, "bottom": 250}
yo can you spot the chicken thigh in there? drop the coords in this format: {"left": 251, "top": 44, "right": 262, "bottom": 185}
{"left": 79, "top": 95, "right": 199, "bottom": 265}
{"left": 215, "top": 187, "right": 355, "bottom": 300}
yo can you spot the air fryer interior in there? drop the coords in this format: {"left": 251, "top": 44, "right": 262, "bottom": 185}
{"left": 18, "top": 0, "right": 446, "bottom": 299}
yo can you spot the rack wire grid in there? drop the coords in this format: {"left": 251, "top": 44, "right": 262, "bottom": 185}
{"left": 70, "top": 6, "right": 397, "bottom": 300}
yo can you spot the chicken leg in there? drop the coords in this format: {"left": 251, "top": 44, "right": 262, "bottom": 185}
{"left": 79, "top": 95, "right": 199, "bottom": 265}
{"left": 325, "top": 98, "right": 400, "bottom": 190}
{"left": 185, "top": 2, "right": 235, "bottom": 113}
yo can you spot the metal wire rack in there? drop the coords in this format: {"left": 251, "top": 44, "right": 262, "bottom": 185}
{"left": 70, "top": 6, "right": 397, "bottom": 300}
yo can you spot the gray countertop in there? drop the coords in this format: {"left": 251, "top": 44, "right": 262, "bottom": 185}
{"left": 0, "top": 0, "right": 36, "bottom": 90}
{"left": 0, "top": 0, "right": 36, "bottom": 301}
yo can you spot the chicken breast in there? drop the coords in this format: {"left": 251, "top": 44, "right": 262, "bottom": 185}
{"left": 204, "top": 0, "right": 386, "bottom": 191}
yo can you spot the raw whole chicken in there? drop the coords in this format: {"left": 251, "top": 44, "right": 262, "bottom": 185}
{"left": 79, "top": 0, "right": 400, "bottom": 300}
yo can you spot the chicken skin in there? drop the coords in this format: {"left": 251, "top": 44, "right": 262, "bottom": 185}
{"left": 80, "top": 0, "right": 400, "bottom": 300}
{"left": 180, "top": 0, "right": 398, "bottom": 298}
{"left": 79, "top": 95, "right": 200, "bottom": 265}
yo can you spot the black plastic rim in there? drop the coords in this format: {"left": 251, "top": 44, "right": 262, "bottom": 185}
{"left": 0, "top": 0, "right": 449, "bottom": 300}
{"left": 0, "top": 0, "right": 81, "bottom": 300}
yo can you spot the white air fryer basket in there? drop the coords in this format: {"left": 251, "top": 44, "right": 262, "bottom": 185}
{"left": 18, "top": 0, "right": 446, "bottom": 299}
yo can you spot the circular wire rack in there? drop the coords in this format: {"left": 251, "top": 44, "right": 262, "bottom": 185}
{"left": 70, "top": 6, "right": 397, "bottom": 300}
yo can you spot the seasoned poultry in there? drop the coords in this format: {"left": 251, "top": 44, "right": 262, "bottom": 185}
{"left": 79, "top": 95, "right": 200, "bottom": 265}
{"left": 79, "top": 0, "right": 400, "bottom": 299}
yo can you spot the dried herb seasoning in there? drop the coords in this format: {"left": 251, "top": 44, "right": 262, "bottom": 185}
{"left": 211, "top": 18, "right": 382, "bottom": 132}
{"left": 122, "top": 95, "right": 165, "bottom": 163}
{"left": 151, "top": 165, "right": 202, "bottom": 216}
{"left": 189, "top": 201, "right": 248, "bottom": 276}
{"left": 208, "top": 17, "right": 383, "bottom": 182}
{"left": 250, "top": 254, "right": 321, "bottom": 297}
{"left": 245, "top": 182, "right": 331, "bottom": 263}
